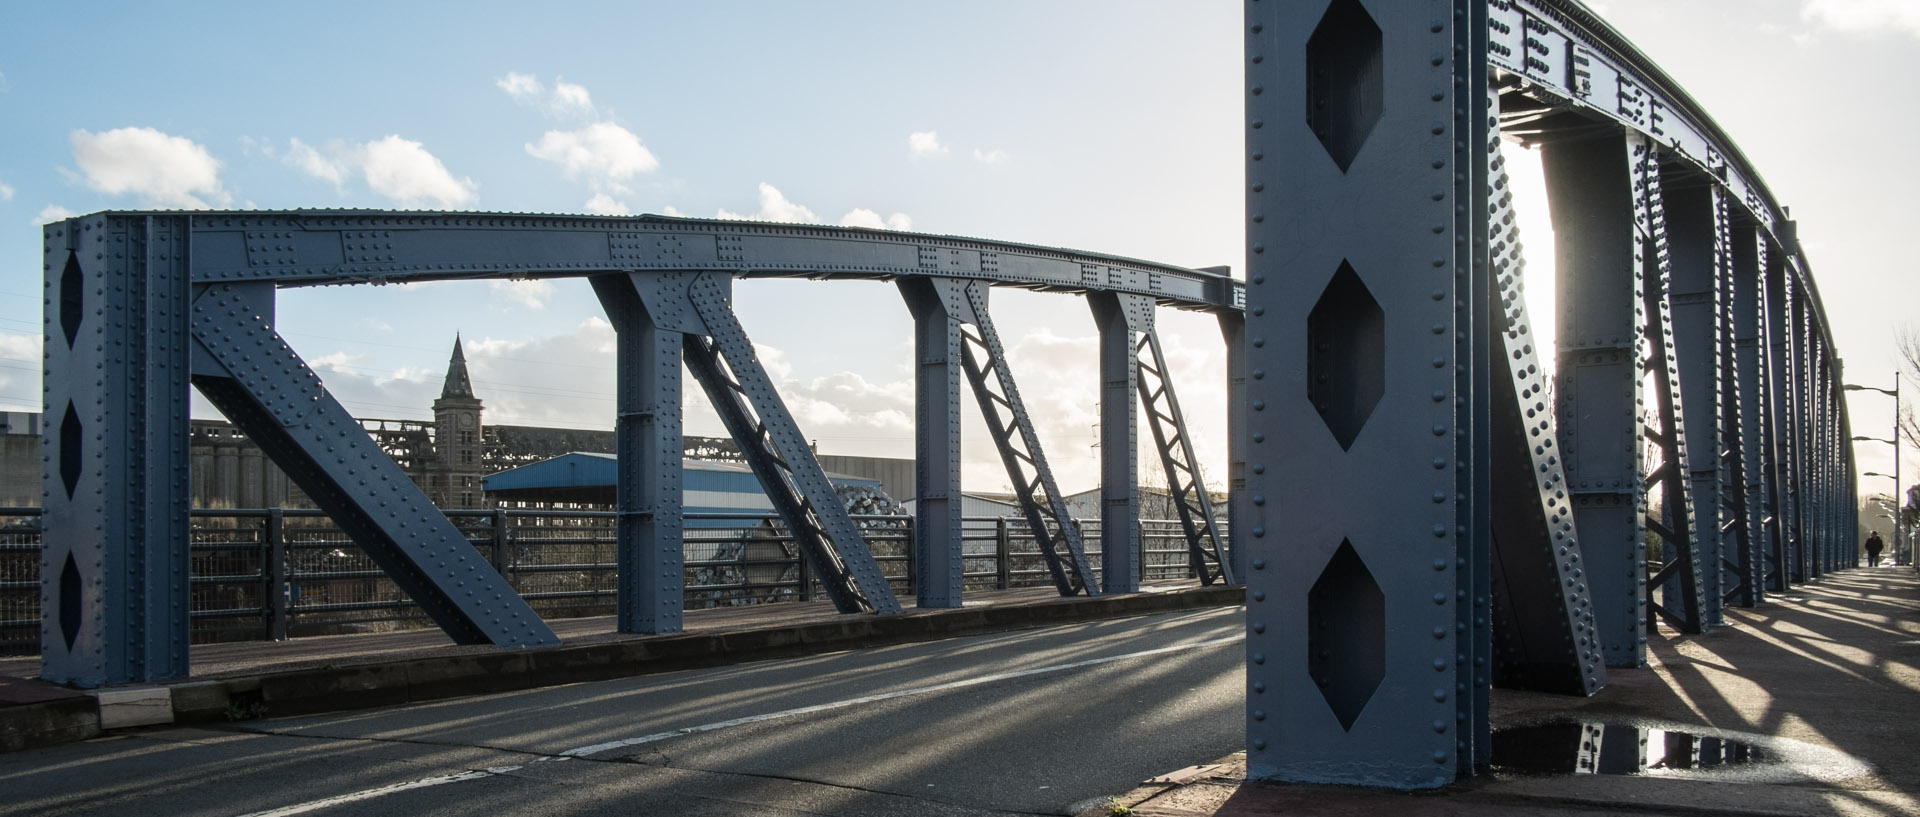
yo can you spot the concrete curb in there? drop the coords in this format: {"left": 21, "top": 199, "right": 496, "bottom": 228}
{"left": 2, "top": 584, "right": 1242, "bottom": 753}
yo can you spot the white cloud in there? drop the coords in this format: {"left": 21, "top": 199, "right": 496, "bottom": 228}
{"left": 908, "top": 131, "right": 948, "bottom": 158}
{"left": 497, "top": 71, "right": 542, "bottom": 101}
{"left": 584, "top": 193, "right": 631, "bottom": 215}
{"left": 34, "top": 204, "right": 76, "bottom": 225}
{"left": 0, "top": 182, "right": 12, "bottom": 201}
{"left": 358, "top": 135, "right": 477, "bottom": 208}
{"left": 525, "top": 122, "right": 659, "bottom": 197}
{"left": 284, "top": 137, "right": 347, "bottom": 186}
{"left": 551, "top": 81, "right": 594, "bottom": 116}
{"left": 489, "top": 278, "right": 557, "bottom": 310}
{"left": 718, "top": 182, "right": 818, "bottom": 223}
{"left": 284, "top": 135, "right": 475, "bottom": 207}
{"left": 839, "top": 208, "right": 912, "bottom": 231}
{"left": 1802, "top": 0, "right": 1920, "bottom": 36}
{"left": 973, "top": 148, "right": 1010, "bottom": 164}
{"left": 500, "top": 72, "right": 598, "bottom": 118}
{"left": 660, "top": 204, "right": 687, "bottom": 218}
{"left": 69, "top": 127, "right": 231, "bottom": 208}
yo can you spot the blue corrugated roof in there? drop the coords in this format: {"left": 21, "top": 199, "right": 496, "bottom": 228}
{"left": 482, "top": 452, "right": 880, "bottom": 493}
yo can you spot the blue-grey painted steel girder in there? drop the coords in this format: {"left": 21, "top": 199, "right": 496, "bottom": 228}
{"left": 1543, "top": 132, "right": 1650, "bottom": 668}
{"left": 190, "top": 283, "right": 559, "bottom": 649}
{"left": 170, "top": 212, "right": 1242, "bottom": 314}
{"left": 898, "top": 277, "right": 971, "bottom": 609}
{"left": 1217, "top": 312, "right": 1249, "bottom": 583}
{"left": 1135, "top": 329, "right": 1233, "bottom": 586}
{"left": 1726, "top": 224, "right": 1769, "bottom": 607}
{"left": 1089, "top": 292, "right": 1149, "bottom": 594}
{"left": 957, "top": 281, "right": 1097, "bottom": 597}
{"left": 1662, "top": 167, "right": 1731, "bottom": 626}
{"left": 1634, "top": 147, "right": 1708, "bottom": 636}
{"left": 1486, "top": 142, "right": 1607, "bottom": 697}
{"left": 647, "top": 272, "right": 903, "bottom": 616}
{"left": 1760, "top": 249, "right": 1794, "bottom": 592}
{"left": 40, "top": 215, "right": 194, "bottom": 686}
{"left": 589, "top": 274, "right": 687, "bottom": 633}
{"left": 1248, "top": 0, "right": 1492, "bottom": 788}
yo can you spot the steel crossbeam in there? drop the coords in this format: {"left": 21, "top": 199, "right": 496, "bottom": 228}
{"left": 1634, "top": 147, "right": 1709, "bottom": 635}
{"left": 958, "top": 283, "right": 1096, "bottom": 597}
{"left": 1135, "top": 329, "right": 1233, "bottom": 586}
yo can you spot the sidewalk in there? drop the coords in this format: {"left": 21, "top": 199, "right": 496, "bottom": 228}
{"left": 1097, "top": 568, "right": 1920, "bottom": 817}
{"left": 0, "top": 581, "right": 1239, "bottom": 752}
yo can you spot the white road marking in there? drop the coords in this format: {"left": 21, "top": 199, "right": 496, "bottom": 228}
{"left": 559, "top": 633, "right": 1243, "bottom": 757}
{"left": 232, "top": 766, "right": 522, "bottom": 817}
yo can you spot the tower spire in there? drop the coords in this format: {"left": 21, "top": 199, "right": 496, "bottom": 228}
{"left": 442, "top": 334, "right": 474, "bottom": 399}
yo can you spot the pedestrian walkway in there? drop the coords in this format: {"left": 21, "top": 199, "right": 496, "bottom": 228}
{"left": 0, "top": 581, "right": 1237, "bottom": 752}
{"left": 1097, "top": 568, "right": 1920, "bottom": 817}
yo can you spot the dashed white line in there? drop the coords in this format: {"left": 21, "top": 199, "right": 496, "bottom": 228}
{"left": 232, "top": 765, "right": 523, "bottom": 817}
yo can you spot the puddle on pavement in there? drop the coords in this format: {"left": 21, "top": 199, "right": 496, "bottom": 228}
{"left": 1490, "top": 721, "right": 1863, "bottom": 783}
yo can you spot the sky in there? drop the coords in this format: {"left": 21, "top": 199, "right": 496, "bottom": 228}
{"left": 0, "top": 0, "right": 1915, "bottom": 498}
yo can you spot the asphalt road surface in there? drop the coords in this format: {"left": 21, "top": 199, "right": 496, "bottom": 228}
{"left": 0, "top": 607, "right": 1245, "bottom": 816}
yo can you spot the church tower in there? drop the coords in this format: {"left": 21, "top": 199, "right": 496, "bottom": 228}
{"left": 432, "top": 336, "right": 485, "bottom": 508}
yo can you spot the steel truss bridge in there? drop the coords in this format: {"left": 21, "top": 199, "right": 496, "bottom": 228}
{"left": 34, "top": 0, "right": 1856, "bottom": 792}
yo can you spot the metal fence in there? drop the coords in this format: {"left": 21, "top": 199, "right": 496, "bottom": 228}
{"left": 0, "top": 507, "right": 1219, "bottom": 655}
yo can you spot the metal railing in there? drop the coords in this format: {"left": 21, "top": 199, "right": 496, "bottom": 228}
{"left": 0, "top": 507, "right": 1220, "bottom": 655}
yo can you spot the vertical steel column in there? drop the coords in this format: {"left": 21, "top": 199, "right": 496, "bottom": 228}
{"left": 1089, "top": 292, "right": 1149, "bottom": 593}
{"left": 1248, "top": 0, "right": 1487, "bottom": 787}
{"left": 1760, "top": 251, "right": 1793, "bottom": 591}
{"left": 41, "top": 214, "right": 193, "bottom": 686}
{"left": 1661, "top": 172, "right": 1728, "bottom": 626}
{"left": 1727, "top": 226, "right": 1768, "bottom": 605}
{"left": 1219, "top": 312, "right": 1248, "bottom": 580}
{"left": 1786, "top": 277, "right": 1811, "bottom": 582}
{"left": 1636, "top": 150, "right": 1707, "bottom": 634}
{"left": 898, "top": 278, "right": 969, "bottom": 608}
{"left": 1545, "top": 133, "right": 1649, "bottom": 668}
{"left": 591, "top": 274, "right": 687, "bottom": 633}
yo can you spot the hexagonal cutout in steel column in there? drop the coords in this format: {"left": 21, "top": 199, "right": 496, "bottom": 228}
{"left": 1305, "top": 0, "right": 1384, "bottom": 172}
{"left": 1307, "top": 262, "right": 1385, "bottom": 451}
{"left": 1308, "top": 540, "right": 1385, "bottom": 732}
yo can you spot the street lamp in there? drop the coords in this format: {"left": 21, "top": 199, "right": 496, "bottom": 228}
{"left": 1846, "top": 374, "right": 1903, "bottom": 570}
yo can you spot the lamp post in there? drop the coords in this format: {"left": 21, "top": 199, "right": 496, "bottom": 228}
{"left": 1846, "top": 373, "right": 1901, "bottom": 571}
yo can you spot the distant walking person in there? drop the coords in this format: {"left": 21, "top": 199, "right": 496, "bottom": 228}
{"left": 1866, "top": 531, "right": 1886, "bottom": 568}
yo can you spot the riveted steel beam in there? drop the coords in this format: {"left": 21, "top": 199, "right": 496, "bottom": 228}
{"left": 1662, "top": 164, "right": 1730, "bottom": 627}
{"left": 1136, "top": 328, "right": 1232, "bottom": 586}
{"left": 642, "top": 272, "right": 903, "bottom": 615}
{"left": 1544, "top": 132, "right": 1648, "bottom": 668}
{"left": 898, "top": 277, "right": 971, "bottom": 608}
{"left": 1761, "top": 248, "right": 1793, "bottom": 591}
{"left": 40, "top": 214, "right": 194, "bottom": 686}
{"left": 1487, "top": 139, "right": 1606, "bottom": 698}
{"left": 590, "top": 274, "right": 688, "bottom": 633}
{"left": 1635, "top": 147, "right": 1707, "bottom": 636}
{"left": 174, "top": 213, "right": 1241, "bottom": 313}
{"left": 958, "top": 281, "right": 1096, "bottom": 597}
{"left": 190, "top": 283, "right": 558, "bottom": 649}
{"left": 1089, "top": 292, "right": 1149, "bottom": 593}
{"left": 1726, "top": 223, "right": 1768, "bottom": 606}
{"left": 1218, "top": 311, "right": 1248, "bottom": 582}
{"left": 1248, "top": 0, "right": 1490, "bottom": 788}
